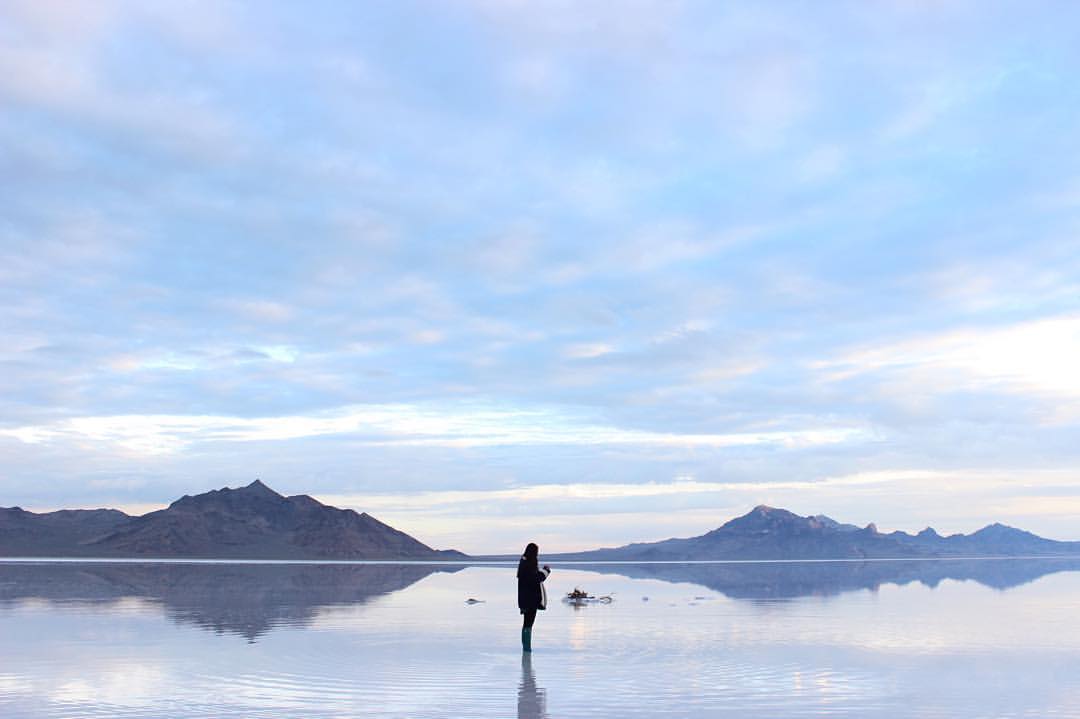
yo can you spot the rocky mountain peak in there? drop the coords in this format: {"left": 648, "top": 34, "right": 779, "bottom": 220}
{"left": 242, "top": 479, "right": 279, "bottom": 497}
{"left": 972, "top": 522, "right": 1027, "bottom": 539}
{"left": 719, "top": 505, "right": 807, "bottom": 534}
{"left": 72, "top": 480, "right": 461, "bottom": 560}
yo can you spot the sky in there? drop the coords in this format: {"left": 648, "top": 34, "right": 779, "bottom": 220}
{"left": 2, "top": 1, "right": 1080, "bottom": 554}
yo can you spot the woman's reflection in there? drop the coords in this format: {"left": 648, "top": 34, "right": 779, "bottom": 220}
{"left": 517, "top": 653, "right": 548, "bottom": 719}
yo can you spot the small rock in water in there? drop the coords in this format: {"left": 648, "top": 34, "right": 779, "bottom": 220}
{"left": 465, "top": 598, "right": 485, "bottom": 604}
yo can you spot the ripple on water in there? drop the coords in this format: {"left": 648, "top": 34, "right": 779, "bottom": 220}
{"left": 3, "top": 563, "right": 1080, "bottom": 717}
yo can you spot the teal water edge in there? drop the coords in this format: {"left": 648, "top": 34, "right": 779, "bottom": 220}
{"left": 2, "top": 559, "right": 1079, "bottom": 718}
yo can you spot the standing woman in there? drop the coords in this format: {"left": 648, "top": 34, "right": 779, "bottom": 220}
{"left": 516, "top": 542, "right": 550, "bottom": 652}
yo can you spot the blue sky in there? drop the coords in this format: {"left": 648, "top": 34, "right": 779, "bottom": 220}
{"left": 2, "top": 1, "right": 1079, "bottom": 553}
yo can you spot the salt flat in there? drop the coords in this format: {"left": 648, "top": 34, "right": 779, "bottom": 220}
{"left": 1, "top": 560, "right": 1078, "bottom": 718}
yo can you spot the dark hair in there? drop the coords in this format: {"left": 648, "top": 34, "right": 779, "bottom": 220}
{"left": 516, "top": 542, "right": 539, "bottom": 578}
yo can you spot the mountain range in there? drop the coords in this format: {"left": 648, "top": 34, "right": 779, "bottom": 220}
{"left": 0, "top": 480, "right": 465, "bottom": 560}
{"left": 3, "top": 485, "right": 1078, "bottom": 560}
{"left": 552, "top": 505, "right": 1080, "bottom": 560}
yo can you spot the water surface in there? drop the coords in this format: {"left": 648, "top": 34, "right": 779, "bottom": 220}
{"left": 2, "top": 558, "right": 1078, "bottom": 718}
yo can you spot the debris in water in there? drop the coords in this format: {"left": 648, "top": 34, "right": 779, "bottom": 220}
{"left": 563, "top": 587, "right": 613, "bottom": 605}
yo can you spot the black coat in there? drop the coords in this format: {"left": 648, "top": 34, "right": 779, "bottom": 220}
{"left": 517, "top": 561, "right": 550, "bottom": 613}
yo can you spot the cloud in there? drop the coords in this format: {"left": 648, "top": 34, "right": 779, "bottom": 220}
{"left": 815, "top": 314, "right": 1080, "bottom": 411}
{"left": 0, "top": 0, "right": 119, "bottom": 46}
{"left": 0, "top": 43, "right": 239, "bottom": 160}
{"left": 0, "top": 403, "right": 870, "bottom": 456}
{"left": 326, "top": 470, "right": 905, "bottom": 512}
{"left": 323, "top": 467, "right": 1080, "bottom": 552}
{"left": 612, "top": 221, "right": 767, "bottom": 273}
{"left": 911, "top": 248, "right": 1080, "bottom": 316}
{"left": 0, "top": 1, "right": 244, "bottom": 164}
{"left": 221, "top": 300, "right": 296, "bottom": 323}
{"left": 563, "top": 343, "right": 616, "bottom": 360}
{"left": 2, "top": 1, "right": 1080, "bottom": 551}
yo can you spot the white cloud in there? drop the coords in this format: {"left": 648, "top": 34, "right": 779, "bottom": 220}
{"left": 0, "top": 44, "right": 238, "bottom": 158}
{"left": 0, "top": 0, "right": 119, "bottom": 45}
{"left": 103, "top": 344, "right": 300, "bottom": 374}
{"left": 816, "top": 314, "right": 1080, "bottom": 412}
{"left": 223, "top": 300, "right": 296, "bottom": 323}
{"left": 915, "top": 254, "right": 1080, "bottom": 315}
{"left": 324, "top": 467, "right": 1080, "bottom": 552}
{"left": 0, "top": 3, "right": 242, "bottom": 162}
{"left": 563, "top": 343, "right": 615, "bottom": 360}
{"left": 409, "top": 329, "right": 446, "bottom": 345}
{"left": 0, "top": 403, "right": 870, "bottom": 455}
{"left": 614, "top": 221, "right": 764, "bottom": 273}
{"left": 692, "top": 359, "right": 765, "bottom": 384}
{"left": 324, "top": 471, "right": 906, "bottom": 512}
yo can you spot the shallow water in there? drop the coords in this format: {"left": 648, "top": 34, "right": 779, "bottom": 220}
{"left": 1, "top": 558, "right": 1079, "bottom": 718}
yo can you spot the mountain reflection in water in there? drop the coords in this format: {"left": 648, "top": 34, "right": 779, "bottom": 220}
{"left": 0, "top": 562, "right": 462, "bottom": 641}
{"left": 2, "top": 558, "right": 1078, "bottom": 643}
{"left": 578, "top": 557, "right": 1080, "bottom": 601}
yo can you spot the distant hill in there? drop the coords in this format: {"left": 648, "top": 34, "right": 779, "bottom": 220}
{"left": 553, "top": 505, "right": 1080, "bottom": 561}
{"left": 6, "top": 493, "right": 1077, "bottom": 561}
{"left": 0, "top": 480, "right": 466, "bottom": 560}
{"left": 0, "top": 507, "right": 130, "bottom": 556}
